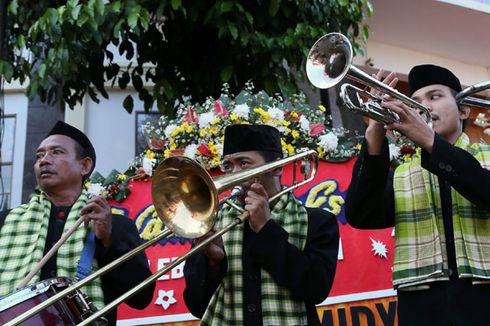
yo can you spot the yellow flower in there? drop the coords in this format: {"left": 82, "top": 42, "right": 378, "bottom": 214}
{"left": 290, "top": 112, "right": 299, "bottom": 118}
{"left": 169, "top": 140, "right": 177, "bottom": 151}
{"left": 212, "top": 156, "right": 221, "bottom": 167}
{"left": 319, "top": 105, "right": 326, "bottom": 112}
{"left": 211, "top": 118, "right": 221, "bottom": 125}
{"left": 291, "top": 130, "right": 300, "bottom": 139}
{"left": 117, "top": 173, "right": 127, "bottom": 181}
{"left": 283, "top": 121, "right": 291, "bottom": 127}
{"left": 186, "top": 125, "right": 193, "bottom": 133}
{"left": 230, "top": 114, "right": 238, "bottom": 121}
{"left": 146, "top": 150, "right": 155, "bottom": 159}
{"left": 253, "top": 107, "right": 271, "bottom": 123}
{"left": 85, "top": 181, "right": 91, "bottom": 189}
{"left": 356, "top": 143, "right": 362, "bottom": 151}
{"left": 317, "top": 145, "right": 324, "bottom": 158}
{"left": 208, "top": 142, "right": 220, "bottom": 155}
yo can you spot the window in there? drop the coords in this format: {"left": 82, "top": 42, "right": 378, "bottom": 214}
{"left": 0, "top": 115, "right": 16, "bottom": 208}
{"left": 135, "top": 112, "right": 160, "bottom": 156}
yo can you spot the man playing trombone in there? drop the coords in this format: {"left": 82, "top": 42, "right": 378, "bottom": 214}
{"left": 345, "top": 64, "right": 490, "bottom": 325}
{"left": 183, "top": 124, "right": 339, "bottom": 325}
{"left": 0, "top": 121, "right": 155, "bottom": 325}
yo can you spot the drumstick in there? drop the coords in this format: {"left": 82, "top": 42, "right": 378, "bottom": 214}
{"left": 16, "top": 216, "right": 85, "bottom": 289}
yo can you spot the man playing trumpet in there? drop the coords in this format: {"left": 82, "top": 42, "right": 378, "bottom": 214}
{"left": 346, "top": 64, "right": 490, "bottom": 325}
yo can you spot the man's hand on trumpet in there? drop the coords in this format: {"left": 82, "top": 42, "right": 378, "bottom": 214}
{"left": 381, "top": 99, "right": 435, "bottom": 152}
{"left": 365, "top": 70, "right": 398, "bottom": 155}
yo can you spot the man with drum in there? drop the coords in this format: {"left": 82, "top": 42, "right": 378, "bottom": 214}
{"left": 345, "top": 64, "right": 490, "bottom": 325}
{"left": 0, "top": 121, "right": 155, "bottom": 325}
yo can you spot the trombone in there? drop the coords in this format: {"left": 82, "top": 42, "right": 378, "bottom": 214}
{"left": 6, "top": 150, "right": 318, "bottom": 325}
{"left": 306, "top": 32, "right": 432, "bottom": 127}
{"left": 456, "top": 80, "right": 490, "bottom": 109}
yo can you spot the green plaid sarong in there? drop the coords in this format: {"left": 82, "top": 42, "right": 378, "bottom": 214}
{"left": 392, "top": 133, "right": 490, "bottom": 287}
{"left": 0, "top": 191, "right": 105, "bottom": 308}
{"left": 202, "top": 192, "right": 308, "bottom": 325}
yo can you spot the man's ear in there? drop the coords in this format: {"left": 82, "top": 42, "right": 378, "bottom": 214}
{"left": 272, "top": 167, "right": 283, "bottom": 177}
{"left": 459, "top": 105, "right": 471, "bottom": 120}
{"left": 80, "top": 157, "right": 93, "bottom": 178}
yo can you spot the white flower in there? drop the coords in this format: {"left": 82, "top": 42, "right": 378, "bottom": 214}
{"left": 233, "top": 103, "right": 249, "bottom": 120}
{"left": 389, "top": 143, "right": 401, "bottom": 161}
{"left": 268, "top": 107, "right": 284, "bottom": 123}
{"left": 185, "top": 144, "right": 199, "bottom": 160}
{"left": 164, "top": 124, "right": 178, "bottom": 138}
{"left": 299, "top": 115, "right": 310, "bottom": 133}
{"left": 318, "top": 132, "right": 339, "bottom": 152}
{"left": 143, "top": 157, "right": 156, "bottom": 176}
{"left": 199, "top": 112, "right": 217, "bottom": 129}
{"left": 87, "top": 183, "right": 105, "bottom": 197}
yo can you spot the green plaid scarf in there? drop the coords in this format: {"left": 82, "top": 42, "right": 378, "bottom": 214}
{"left": 0, "top": 191, "right": 105, "bottom": 308}
{"left": 202, "top": 192, "right": 308, "bottom": 325}
{"left": 392, "top": 133, "right": 490, "bottom": 287}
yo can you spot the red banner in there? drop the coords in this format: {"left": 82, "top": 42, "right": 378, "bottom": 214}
{"left": 109, "top": 159, "right": 398, "bottom": 325}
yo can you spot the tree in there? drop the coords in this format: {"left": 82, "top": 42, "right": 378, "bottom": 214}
{"left": 0, "top": 0, "right": 372, "bottom": 115}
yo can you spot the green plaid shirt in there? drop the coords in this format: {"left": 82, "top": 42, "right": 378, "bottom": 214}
{"left": 202, "top": 192, "right": 308, "bottom": 325}
{"left": 0, "top": 191, "right": 104, "bottom": 308}
{"left": 393, "top": 133, "right": 490, "bottom": 287}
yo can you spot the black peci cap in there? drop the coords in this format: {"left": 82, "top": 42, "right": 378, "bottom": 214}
{"left": 47, "top": 121, "right": 96, "bottom": 174}
{"left": 408, "top": 64, "right": 462, "bottom": 96}
{"left": 223, "top": 124, "right": 283, "bottom": 156}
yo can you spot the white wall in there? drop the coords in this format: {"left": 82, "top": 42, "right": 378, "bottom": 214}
{"left": 353, "top": 41, "right": 490, "bottom": 86}
{"left": 77, "top": 90, "right": 150, "bottom": 177}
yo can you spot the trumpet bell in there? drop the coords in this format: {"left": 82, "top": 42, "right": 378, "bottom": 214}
{"left": 306, "top": 32, "right": 352, "bottom": 89}
{"left": 151, "top": 156, "right": 218, "bottom": 239}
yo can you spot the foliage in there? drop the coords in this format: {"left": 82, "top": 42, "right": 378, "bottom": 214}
{"left": 1, "top": 0, "right": 373, "bottom": 114}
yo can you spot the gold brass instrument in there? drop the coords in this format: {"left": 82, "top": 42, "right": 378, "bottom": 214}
{"left": 456, "top": 80, "right": 490, "bottom": 109}
{"left": 7, "top": 150, "right": 318, "bottom": 326}
{"left": 306, "top": 32, "right": 432, "bottom": 127}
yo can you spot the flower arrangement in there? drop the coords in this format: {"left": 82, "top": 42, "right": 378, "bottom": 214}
{"left": 87, "top": 83, "right": 421, "bottom": 202}
{"left": 89, "top": 83, "right": 366, "bottom": 202}
{"left": 140, "top": 82, "right": 361, "bottom": 172}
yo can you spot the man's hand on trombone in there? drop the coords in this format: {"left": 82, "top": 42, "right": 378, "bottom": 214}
{"left": 244, "top": 183, "right": 271, "bottom": 233}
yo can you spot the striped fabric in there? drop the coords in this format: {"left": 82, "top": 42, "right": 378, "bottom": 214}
{"left": 392, "top": 133, "right": 490, "bottom": 287}
{"left": 0, "top": 191, "right": 105, "bottom": 308}
{"left": 202, "top": 192, "right": 308, "bottom": 325}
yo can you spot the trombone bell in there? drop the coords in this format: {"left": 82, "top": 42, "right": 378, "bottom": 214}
{"left": 152, "top": 156, "right": 218, "bottom": 239}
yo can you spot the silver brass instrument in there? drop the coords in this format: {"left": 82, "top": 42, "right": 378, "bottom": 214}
{"left": 455, "top": 80, "right": 490, "bottom": 109}
{"left": 8, "top": 150, "right": 318, "bottom": 326}
{"left": 306, "top": 32, "right": 432, "bottom": 127}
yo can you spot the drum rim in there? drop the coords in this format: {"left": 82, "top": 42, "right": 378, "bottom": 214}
{"left": 0, "top": 277, "right": 71, "bottom": 312}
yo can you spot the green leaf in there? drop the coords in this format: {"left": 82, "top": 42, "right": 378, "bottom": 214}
{"left": 269, "top": 0, "right": 281, "bottom": 16}
{"left": 220, "top": 65, "right": 233, "bottom": 82}
{"left": 128, "top": 9, "right": 139, "bottom": 29}
{"left": 123, "top": 95, "right": 134, "bottom": 114}
{"left": 171, "top": 0, "right": 181, "bottom": 10}
{"left": 7, "top": 0, "right": 18, "bottom": 15}
{"left": 227, "top": 22, "right": 238, "bottom": 40}
{"left": 220, "top": 1, "right": 233, "bottom": 13}
{"left": 37, "top": 63, "right": 47, "bottom": 79}
{"left": 95, "top": 0, "right": 105, "bottom": 16}
{"left": 118, "top": 71, "right": 130, "bottom": 89}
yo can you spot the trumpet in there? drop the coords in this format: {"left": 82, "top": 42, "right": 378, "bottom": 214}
{"left": 456, "top": 80, "right": 490, "bottom": 110}
{"left": 306, "top": 32, "right": 432, "bottom": 127}
{"left": 7, "top": 150, "right": 318, "bottom": 325}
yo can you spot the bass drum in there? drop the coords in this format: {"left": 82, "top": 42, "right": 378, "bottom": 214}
{"left": 0, "top": 277, "right": 107, "bottom": 325}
